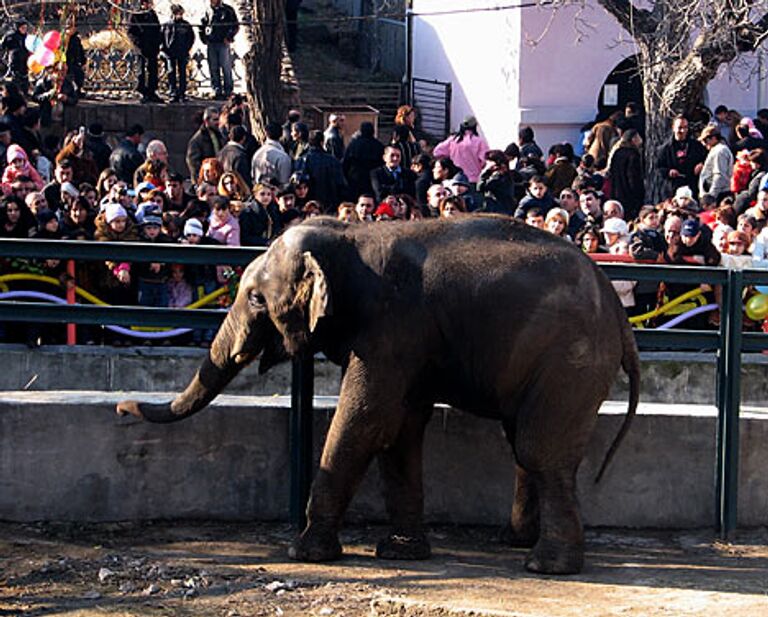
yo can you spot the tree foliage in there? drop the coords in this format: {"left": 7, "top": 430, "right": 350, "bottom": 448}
{"left": 595, "top": 0, "right": 768, "bottom": 200}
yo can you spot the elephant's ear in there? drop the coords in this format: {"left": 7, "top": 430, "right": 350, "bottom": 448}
{"left": 302, "top": 251, "right": 332, "bottom": 332}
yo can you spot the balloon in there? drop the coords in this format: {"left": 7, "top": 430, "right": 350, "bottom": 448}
{"left": 42, "top": 30, "right": 61, "bottom": 51}
{"left": 745, "top": 294, "right": 768, "bottom": 321}
{"left": 24, "top": 34, "right": 42, "bottom": 53}
{"left": 27, "top": 56, "right": 44, "bottom": 74}
{"left": 34, "top": 47, "right": 55, "bottom": 68}
{"left": 756, "top": 285, "right": 768, "bottom": 295}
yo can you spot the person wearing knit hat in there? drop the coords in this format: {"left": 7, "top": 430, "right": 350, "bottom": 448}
{"left": 184, "top": 218, "right": 204, "bottom": 238}
{"left": 105, "top": 203, "right": 128, "bottom": 225}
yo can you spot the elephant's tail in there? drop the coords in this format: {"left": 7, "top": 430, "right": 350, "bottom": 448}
{"left": 594, "top": 319, "right": 640, "bottom": 483}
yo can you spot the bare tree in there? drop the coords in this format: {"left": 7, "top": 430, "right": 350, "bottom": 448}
{"left": 238, "top": 0, "right": 285, "bottom": 142}
{"left": 595, "top": 0, "right": 768, "bottom": 201}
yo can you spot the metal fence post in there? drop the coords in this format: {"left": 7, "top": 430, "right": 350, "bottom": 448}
{"left": 715, "top": 269, "right": 744, "bottom": 538}
{"left": 290, "top": 352, "right": 315, "bottom": 530}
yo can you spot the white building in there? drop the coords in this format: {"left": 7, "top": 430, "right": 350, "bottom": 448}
{"left": 410, "top": 0, "right": 768, "bottom": 150}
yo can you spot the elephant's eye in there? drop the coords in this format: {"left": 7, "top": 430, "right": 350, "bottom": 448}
{"left": 248, "top": 291, "right": 266, "bottom": 307}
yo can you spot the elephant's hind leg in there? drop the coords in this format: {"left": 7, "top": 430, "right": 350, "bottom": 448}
{"left": 375, "top": 405, "right": 433, "bottom": 560}
{"left": 500, "top": 463, "right": 540, "bottom": 548}
{"left": 522, "top": 468, "right": 583, "bottom": 574}
{"left": 511, "top": 369, "right": 605, "bottom": 574}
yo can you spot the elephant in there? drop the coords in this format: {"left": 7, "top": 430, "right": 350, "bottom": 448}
{"left": 117, "top": 214, "right": 639, "bottom": 575}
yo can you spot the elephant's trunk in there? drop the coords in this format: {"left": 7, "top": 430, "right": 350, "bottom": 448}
{"left": 117, "top": 309, "right": 260, "bottom": 423}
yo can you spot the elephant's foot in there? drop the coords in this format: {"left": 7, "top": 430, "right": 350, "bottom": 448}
{"left": 288, "top": 525, "right": 343, "bottom": 562}
{"left": 499, "top": 523, "right": 538, "bottom": 548}
{"left": 376, "top": 532, "right": 431, "bottom": 560}
{"left": 524, "top": 539, "right": 584, "bottom": 575}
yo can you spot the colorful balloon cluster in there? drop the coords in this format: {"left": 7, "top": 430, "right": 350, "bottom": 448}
{"left": 746, "top": 293, "right": 768, "bottom": 321}
{"left": 26, "top": 31, "right": 62, "bottom": 75}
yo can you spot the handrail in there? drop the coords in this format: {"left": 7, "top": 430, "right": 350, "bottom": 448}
{"left": 1, "top": 238, "right": 767, "bottom": 536}
{"left": 0, "top": 238, "right": 264, "bottom": 265}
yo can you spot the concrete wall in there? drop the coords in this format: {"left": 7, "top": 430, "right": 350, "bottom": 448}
{"left": 2, "top": 391, "right": 767, "bottom": 527}
{"left": 4, "top": 345, "right": 768, "bottom": 406}
{"left": 411, "top": 0, "right": 768, "bottom": 151}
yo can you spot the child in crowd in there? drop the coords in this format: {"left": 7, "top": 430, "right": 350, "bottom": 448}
{"left": 525, "top": 207, "right": 545, "bottom": 229}
{"left": 136, "top": 214, "right": 170, "bottom": 309}
{"left": 2, "top": 144, "right": 44, "bottom": 193}
{"left": 515, "top": 175, "right": 555, "bottom": 219}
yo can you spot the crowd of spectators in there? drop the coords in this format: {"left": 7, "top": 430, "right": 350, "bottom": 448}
{"left": 2, "top": 51, "right": 768, "bottom": 345}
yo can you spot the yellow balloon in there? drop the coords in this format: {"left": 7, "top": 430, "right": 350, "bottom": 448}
{"left": 745, "top": 294, "right": 768, "bottom": 321}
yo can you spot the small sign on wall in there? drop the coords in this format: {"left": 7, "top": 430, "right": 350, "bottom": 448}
{"left": 603, "top": 84, "right": 619, "bottom": 107}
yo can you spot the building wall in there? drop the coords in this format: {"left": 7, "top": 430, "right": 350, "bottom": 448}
{"left": 412, "top": 0, "right": 768, "bottom": 152}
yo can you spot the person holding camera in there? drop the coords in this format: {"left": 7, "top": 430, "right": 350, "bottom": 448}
{"left": 200, "top": 0, "right": 239, "bottom": 100}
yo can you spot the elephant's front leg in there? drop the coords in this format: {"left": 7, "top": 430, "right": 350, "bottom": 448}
{"left": 375, "top": 405, "right": 433, "bottom": 560}
{"left": 289, "top": 354, "right": 408, "bottom": 562}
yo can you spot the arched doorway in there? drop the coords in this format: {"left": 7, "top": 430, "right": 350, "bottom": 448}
{"left": 597, "top": 56, "right": 644, "bottom": 120}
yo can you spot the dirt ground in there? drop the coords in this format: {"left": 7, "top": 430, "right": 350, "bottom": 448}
{"left": 2, "top": 522, "right": 768, "bottom": 616}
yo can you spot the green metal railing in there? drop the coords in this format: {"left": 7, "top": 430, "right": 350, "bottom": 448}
{"left": 1, "top": 239, "right": 767, "bottom": 536}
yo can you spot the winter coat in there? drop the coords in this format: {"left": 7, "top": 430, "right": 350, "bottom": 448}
{"left": 251, "top": 139, "right": 291, "bottom": 188}
{"left": 1, "top": 144, "right": 44, "bottom": 193}
{"left": 370, "top": 165, "right": 416, "bottom": 203}
{"left": 239, "top": 201, "right": 279, "bottom": 246}
{"left": 128, "top": 9, "right": 162, "bottom": 56}
{"left": 342, "top": 133, "right": 385, "bottom": 197}
{"left": 432, "top": 132, "right": 489, "bottom": 183}
{"left": 217, "top": 142, "right": 252, "bottom": 188}
{"left": 109, "top": 138, "right": 145, "bottom": 184}
{"left": 200, "top": 3, "right": 239, "bottom": 45}
{"left": 186, "top": 126, "right": 224, "bottom": 183}
{"left": 86, "top": 135, "right": 112, "bottom": 173}
{"left": 699, "top": 142, "right": 734, "bottom": 199}
{"left": 656, "top": 137, "right": 707, "bottom": 198}
{"left": 514, "top": 190, "right": 556, "bottom": 220}
{"left": 161, "top": 18, "right": 195, "bottom": 59}
{"left": 1, "top": 29, "right": 28, "bottom": 79}
{"left": 630, "top": 227, "right": 666, "bottom": 261}
{"left": 208, "top": 211, "right": 240, "bottom": 246}
{"left": 297, "top": 146, "right": 347, "bottom": 211}
{"left": 477, "top": 170, "right": 516, "bottom": 215}
{"left": 608, "top": 145, "right": 644, "bottom": 220}
{"left": 544, "top": 158, "right": 578, "bottom": 197}
{"left": 92, "top": 211, "right": 140, "bottom": 298}
{"left": 323, "top": 126, "right": 345, "bottom": 160}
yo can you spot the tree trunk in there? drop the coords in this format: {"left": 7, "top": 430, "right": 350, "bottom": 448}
{"left": 239, "top": 0, "right": 286, "bottom": 142}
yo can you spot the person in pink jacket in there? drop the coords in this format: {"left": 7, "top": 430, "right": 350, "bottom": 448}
{"left": 207, "top": 195, "right": 240, "bottom": 246}
{"left": 2, "top": 144, "right": 44, "bottom": 194}
{"left": 432, "top": 115, "right": 489, "bottom": 183}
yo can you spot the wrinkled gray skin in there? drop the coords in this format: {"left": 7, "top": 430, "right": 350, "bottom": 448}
{"left": 117, "top": 215, "right": 640, "bottom": 575}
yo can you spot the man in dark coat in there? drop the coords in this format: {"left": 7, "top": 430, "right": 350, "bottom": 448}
{"left": 85, "top": 122, "right": 112, "bottom": 173}
{"left": 109, "top": 124, "right": 145, "bottom": 184}
{"left": 657, "top": 115, "right": 707, "bottom": 199}
{"left": 161, "top": 4, "right": 195, "bottom": 103}
{"left": 1, "top": 18, "right": 29, "bottom": 94}
{"left": 342, "top": 121, "right": 384, "bottom": 199}
{"left": 217, "top": 124, "right": 252, "bottom": 187}
{"left": 186, "top": 107, "right": 224, "bottom": 184}
{"left": 370, "top": 145, "right": 416, "bottom": 203}
{"left": 297, "top": 130, "right": 347, "bottom": 212}
{"left": 127, "top": 0, "right": 163, "bottom": 103}
{"left": 608, "top": 129, "right": 645, "bottom": 220}
{"left": 477, "top": 150, "right": 516, "bottom": 215}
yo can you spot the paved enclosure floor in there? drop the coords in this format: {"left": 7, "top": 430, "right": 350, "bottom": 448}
{"left": 2, "top": 522, "right": 768, "bottom": 616}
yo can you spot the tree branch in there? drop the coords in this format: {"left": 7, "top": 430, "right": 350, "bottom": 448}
{"left": 596, "top": 0, "right": 657, "bottom": 35}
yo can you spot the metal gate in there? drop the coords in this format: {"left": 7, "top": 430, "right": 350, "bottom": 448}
{"left": 410, "top": 77, "right": 452, "bottom": 142}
